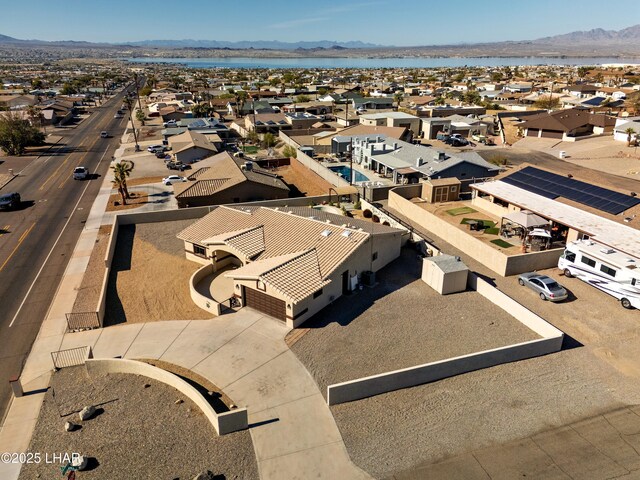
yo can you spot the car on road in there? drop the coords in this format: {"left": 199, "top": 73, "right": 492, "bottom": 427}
{"left": 73, "top": 166, "right": 89, "bottom": 180}
{"left": 156, "top": 151, "right": 170, "bottom": 159}
{"left": 147, "top": 144, "right": 164, "bottom": 153}
{"left": 114, "top": 110, "right": 124, "bottom": 119}
{"left": 162, "top": 175, "right": 187, "bottom": 185}
{"left": 100, "top": 131, "right": 109, "bottom": 138}
{"left": 0, "top": 192, "right": 21, "bottom": 210}
{"left": 517, "top": 272, "right": 568, "bottom": 302}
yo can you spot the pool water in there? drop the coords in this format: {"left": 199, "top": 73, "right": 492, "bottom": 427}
{"left": 328, "top": 166, "right": 370, "bottom": 183}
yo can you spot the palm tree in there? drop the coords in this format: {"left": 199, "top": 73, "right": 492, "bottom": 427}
{"left": 626, "top": 128, "right": 637, "bottom": 147}
{"left": 111, "top": 160, "right": 135, "bottom": 204}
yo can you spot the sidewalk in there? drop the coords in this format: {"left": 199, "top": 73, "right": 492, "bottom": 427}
{"left": 0, "top": 140, "right": 370, "bottom": 479}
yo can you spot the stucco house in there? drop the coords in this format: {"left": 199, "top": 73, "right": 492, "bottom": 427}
{"left": 178, "top": 206, "right": 404, "bottom": 327}
{"left": 519, "top": 108, "right": 616, "bottom": 140}
{"left": 173, "top": 151, "right": 289, "bottom": 207}
{"left": 168, "top": 130, "right": 219, "bottom": 164}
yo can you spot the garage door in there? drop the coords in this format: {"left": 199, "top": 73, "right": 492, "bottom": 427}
{"left": 526, "top": 128, "right": 539, "bottom": 137}
{"left": 541, "top": 130, "right": 563, "bottom": 139}
{"left": 244, "top": 287, "right": 286, "bottom": 321}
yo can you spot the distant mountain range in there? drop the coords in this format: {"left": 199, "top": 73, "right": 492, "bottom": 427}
{"left": 1, "top": 24, "right": 639, "bottom": 55}
{"left": 534, "top": 24, "right": 640, "bottom": 45}
{"left": 127, "top": 39, "right": 380, "bottom": 50}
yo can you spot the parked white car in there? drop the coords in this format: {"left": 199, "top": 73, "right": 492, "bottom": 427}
{"left": 162, "top": 175, "right": 187, "bottom": 186}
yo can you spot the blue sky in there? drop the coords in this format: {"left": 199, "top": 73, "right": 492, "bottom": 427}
{"left": 2, "top": 0, "right": 639, "bottom": 45}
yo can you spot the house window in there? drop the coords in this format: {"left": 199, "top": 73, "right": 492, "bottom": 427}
{"left": 580, "top": 255, "right": 596, "bottom": 268}
{"left": 193, "top": 245, "right": 206, "bottom": 257}
{"left": 372, "top": 252, "right": 378, "bottom": 261}
{"left": 600, "top": 265, "right": 617, "bottom": 277}
{"left": 313, "top": 288, "right": 323, "bottom": 299}
{"left": 450, "top": 186, "right": 457, "bottom": 192}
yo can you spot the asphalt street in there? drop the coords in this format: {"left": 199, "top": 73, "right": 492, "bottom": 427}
{"left": 0, "top": 89, "right": 131, "bottom": 422}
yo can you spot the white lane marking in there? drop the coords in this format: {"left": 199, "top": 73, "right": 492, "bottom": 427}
{"left": 9, "top": 147, "right": 111, "bottom": 328}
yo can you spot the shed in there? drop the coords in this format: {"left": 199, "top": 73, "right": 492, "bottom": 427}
{"left": 421, "top": 178, "right": 462, "bottom": 203}
{"left": 422, "top": 254, "right": 469, "bottom": 295}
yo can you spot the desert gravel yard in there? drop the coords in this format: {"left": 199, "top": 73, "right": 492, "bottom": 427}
{"left": 19, "top": 366, "right": 258, "bottom": 480}
{"left": 72, "top": 225, "right": 111, "bottom": 314}
{"left": 344, "top": 207, "right": 640, "bottom": 479}
{"left": 291, "top": 248, "right": 540, "bottom": 395}
{"left": 105, "top": 219, "right": 212, "bottom": 325}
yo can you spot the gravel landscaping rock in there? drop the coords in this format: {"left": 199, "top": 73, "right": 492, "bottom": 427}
{"left": 19, "top": 365, "right": 258, "bottom": 480}
{"left": 291, "top": 248, "right": 539, "bottom": 394}
{"left": 105, "top": 219, "right": 212, "bottom": 325}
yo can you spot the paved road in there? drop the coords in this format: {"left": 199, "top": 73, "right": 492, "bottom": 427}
{"left": 0, "top": 90, "right": 130, "bottom": 422}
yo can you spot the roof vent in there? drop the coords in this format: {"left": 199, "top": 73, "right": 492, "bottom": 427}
{"left": 325, "top": 219, "right": 332, "bottom": 224}
{"left": 600, "top": 248, "right": 615, "bottom": 254}
{"left": 341, "top": 230, "right": 352, "bottom": 238}
{"left": 321, "top": 229, "right": 332, "bottom": 237}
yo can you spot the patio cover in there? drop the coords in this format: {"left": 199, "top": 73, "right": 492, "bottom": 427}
{"left": 503, "top": 210, "right": 549, "bottom": 228}
{"left": 332, "top": 186, "right": 359, "bottom": 195}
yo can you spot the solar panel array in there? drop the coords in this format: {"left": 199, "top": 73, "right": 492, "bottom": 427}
{"left": 502, "top": 166, "right": 640, "bottom": 215}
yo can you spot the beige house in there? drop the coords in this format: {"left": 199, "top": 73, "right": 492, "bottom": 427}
{"left": 173, "top": 152, "right": 289, "bottom": 207}
{"left": 178, "top": 206, "right": 404, "bottom": 327}
{"left": 359, "top": 112, "right": 421, "bottom": 137}
{"left": 169, "top": 130, "right": 219, "bottom": 164}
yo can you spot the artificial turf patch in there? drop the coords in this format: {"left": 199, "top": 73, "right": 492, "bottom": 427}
{"left": 446, "top": 206, "right": 477, "bottom": 216}
{"left": 491, "top": 239, "right": 514, "bottom": 248}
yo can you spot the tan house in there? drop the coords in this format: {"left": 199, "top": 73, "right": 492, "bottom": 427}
{"left": 178, "top": 206, "right": 404, "bottom": 327}
{"left": 173, "top": 151, "right": 289, "bottom": 207}
{"left": 168, "top": 130, "right": 219, "bottom": 164}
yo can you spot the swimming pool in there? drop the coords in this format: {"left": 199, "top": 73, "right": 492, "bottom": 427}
{"left": 328, "top": 166, "right": 370, "bottom": 183}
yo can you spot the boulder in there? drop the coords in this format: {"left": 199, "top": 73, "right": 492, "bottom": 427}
{"left": 78, "top": 405, "right": 96, "bottom": 421}
{"left": 64, "top": 421, "right": 77, "bottom": 432}
{"left": 72, "top": 455, "right": 88, "bottom": 471}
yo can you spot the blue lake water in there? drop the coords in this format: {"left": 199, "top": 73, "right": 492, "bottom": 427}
{"left": 329, "top": 166, "right": 370, "bottom": 183}
{"left": 125, "top": 56, "right": 640, "bottom": 69}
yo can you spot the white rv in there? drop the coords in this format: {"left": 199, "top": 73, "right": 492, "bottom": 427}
{"left": 558, "top": 240, "right": 640, "bottom": 309}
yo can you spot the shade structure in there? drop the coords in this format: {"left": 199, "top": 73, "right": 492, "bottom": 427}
{"left": 503, "top": 210, "right": 549, "bottom": 228}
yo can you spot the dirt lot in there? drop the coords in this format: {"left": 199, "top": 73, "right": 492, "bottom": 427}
{"left": 510, "top": 136, "right": 640, "bottom": 179}
{"left": 347, "top": 204, "right": 640, "bottom": 479}
{"left": 20, "top": 366, "right": 257, "bottom": 480}
{"left": 272, "top": 159, "right": 333, "bottom": 196}
{"left": 104, "top": 219, "right": 212, "bottom": 325}
{"left": 291, "top": 248, "right": 539, "bottom": 393}
{"left": 72, "top": 226, "right": 112, "bottom": 314}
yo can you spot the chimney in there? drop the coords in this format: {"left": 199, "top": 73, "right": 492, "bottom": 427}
{"left": 393, "top": 142, "right": 398, "bottom": 150}
{"left": 416, "top": 157, "right": 423, "bottom": 167}
{"left": 244, "top": 160, "right": 253, "bottom": 171}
